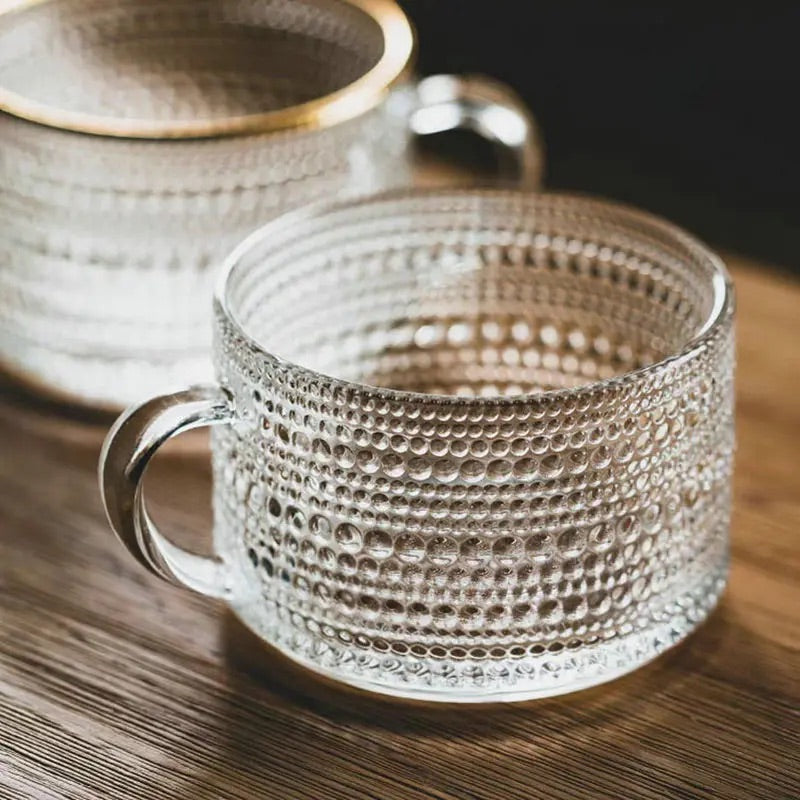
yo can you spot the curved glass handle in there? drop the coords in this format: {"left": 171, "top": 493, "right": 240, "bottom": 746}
{"left": 409, "top": 73, "right": 544, "bottom": 189}
{"left": 99, "top": 385, "right": 234, "bottom": 598}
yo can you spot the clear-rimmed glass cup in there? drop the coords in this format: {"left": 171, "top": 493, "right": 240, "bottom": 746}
{"left": 0, "top": 0, "right": 542, "bottom": 409}
{"left": 100, "top": 188, "right": 735, "bottom": 702}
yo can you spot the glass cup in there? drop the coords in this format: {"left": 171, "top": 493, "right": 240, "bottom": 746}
{"left": 0, "top": 0, "right": 542, "bottom": 409}
{"left": 100, "top": 188, "right": 735, "bottom": 702}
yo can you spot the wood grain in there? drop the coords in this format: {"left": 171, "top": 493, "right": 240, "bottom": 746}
{"left": 1, "top": 258, "right": 798, "bottom": 800}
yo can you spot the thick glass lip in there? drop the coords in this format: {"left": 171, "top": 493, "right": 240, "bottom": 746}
{"left": 0, "top": 0, "right": 415, "bottom": 139}
{"left": 215, "top": 188, "right": 734, "bottom": 407}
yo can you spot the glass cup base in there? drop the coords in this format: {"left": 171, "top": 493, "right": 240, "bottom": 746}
{"left": 229, "top": 564, "right": 727, "bottom": 703}
{"left": 0, "top": 334, "right": 213, "bottom": 411}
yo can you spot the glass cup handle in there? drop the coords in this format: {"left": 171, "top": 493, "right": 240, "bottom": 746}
{"left": 408, "top": 73, "right": 544, "bottom": 189}
{"left": 98, "top": 385, "right": 235, "bottom": 598}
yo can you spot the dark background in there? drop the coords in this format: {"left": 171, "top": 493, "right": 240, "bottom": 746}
{"left": 401, "top": 2, "right": 800, "bottom": 272}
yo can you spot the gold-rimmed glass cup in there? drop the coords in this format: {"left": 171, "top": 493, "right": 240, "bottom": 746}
{"left": 100, "top": 188, "right": 735, "bottom": 702}
{"left": 0, "top": 0, "right": 542, "bottom": 409}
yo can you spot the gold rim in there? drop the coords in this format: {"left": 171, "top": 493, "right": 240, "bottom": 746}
{"left": 0, "top": 0, "right": 415, "bottom": 138}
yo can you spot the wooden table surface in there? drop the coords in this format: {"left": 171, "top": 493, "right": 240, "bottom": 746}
{"left": 1, "top": 256, "right": 798, "bottom": 800}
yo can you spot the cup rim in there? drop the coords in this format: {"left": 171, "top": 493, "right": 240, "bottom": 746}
{"left": 0, "top": 0, "right": 415, "bottom": 139}
{"left": 215, "top": 187, "right": 734, "bottom": 407}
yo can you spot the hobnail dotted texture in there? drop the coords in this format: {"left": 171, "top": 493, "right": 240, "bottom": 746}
{"left": 210, "top": 190, "right": 735, "bottom": 700}
{"left": 0, "top": 0, "right": 410, "bottom": 407}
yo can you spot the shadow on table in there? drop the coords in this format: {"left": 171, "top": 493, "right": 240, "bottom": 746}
{"left": 0, "top": 370, "right": 211, "bottom": 456}
{"left": 0, "top": 371, "right": 114, "bottom": 449}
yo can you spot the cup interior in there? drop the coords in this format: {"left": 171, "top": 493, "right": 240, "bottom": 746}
{"left": 0, "top": 0, "right": 386, "bottom": 124}
{"left": 223, "top": 191, "right": 728, "bottom": 398}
